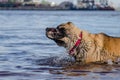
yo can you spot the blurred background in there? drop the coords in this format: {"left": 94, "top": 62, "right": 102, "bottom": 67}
{"left": 0, "top": 0, "right": 120, "bottom": 10}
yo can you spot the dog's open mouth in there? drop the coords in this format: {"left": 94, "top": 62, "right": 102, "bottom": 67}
{"left": 46, "top": 28, "right": 65, "bottom": 40}
{"left": 46, "top": 27, "right": 66, "bottom": 47}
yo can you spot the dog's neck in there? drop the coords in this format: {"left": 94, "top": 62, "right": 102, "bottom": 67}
{"left": 69, "top": 32, "right": 83, "bottom": 55}
{"left": 66, "top": 30, "right": 94, "bottom": 63}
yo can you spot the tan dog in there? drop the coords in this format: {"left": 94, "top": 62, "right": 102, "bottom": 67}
{"left": 46, "top": 22, "right": 120, "bottom": 64}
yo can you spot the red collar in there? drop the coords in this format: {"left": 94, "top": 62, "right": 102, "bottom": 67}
{"left": 69, "top": 32, "right": 83, "bottom": 55}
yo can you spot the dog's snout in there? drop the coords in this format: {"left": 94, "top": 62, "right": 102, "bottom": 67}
{"left": 46, "top": 28, "right": 57, "bottom": 32}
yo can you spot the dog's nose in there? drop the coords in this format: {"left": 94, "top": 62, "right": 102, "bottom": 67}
{"left": 46, "top": 28, "right": 56, "bottom": 32}
{"left": 46, "top": 28, "right": 50, "bottom": 31}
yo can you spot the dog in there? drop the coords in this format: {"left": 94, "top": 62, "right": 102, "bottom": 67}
{"left": 46, "top": 22, "right": 120, "bottom": 64}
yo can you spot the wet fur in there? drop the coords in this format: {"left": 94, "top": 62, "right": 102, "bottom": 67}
{"left": 46, "top": 22, "right": 120, "bottom": 64}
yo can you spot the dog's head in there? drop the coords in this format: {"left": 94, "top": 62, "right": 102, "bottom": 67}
{"left": 46, "top": 22, "right": 80, "bottom": 48}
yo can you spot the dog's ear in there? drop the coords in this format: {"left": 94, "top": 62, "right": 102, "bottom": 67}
{"left": 67, "top": 22, "right": 75, "bottom": 28}
{"left": 67, "top": 22, "right": 73, "bottom": 25}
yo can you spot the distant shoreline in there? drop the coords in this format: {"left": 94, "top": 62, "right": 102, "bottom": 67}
{"left": 0, "top": 9, "right": 115, "bottom": 11}
{"left": 0, "top": 7, "right": 115, "bottom": 11}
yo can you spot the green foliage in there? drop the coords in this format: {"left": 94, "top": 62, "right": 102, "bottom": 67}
{"left": 41, "top": 0, "right": 50, "bottom": 5}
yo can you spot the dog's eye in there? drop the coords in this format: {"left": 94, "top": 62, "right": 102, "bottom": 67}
{"left": 57, "top": 26, "right": 65, "bottom": 31}
{"left": 59, "top": 28, "right": 65, "bottom": 31}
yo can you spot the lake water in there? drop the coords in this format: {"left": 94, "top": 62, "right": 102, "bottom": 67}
{"left": 0, "top": 10, "right": 120, "bottom": 80}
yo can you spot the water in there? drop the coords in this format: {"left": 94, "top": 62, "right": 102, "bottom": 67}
{"left": 0, "top": 10, "right": 120, "bottom": 80}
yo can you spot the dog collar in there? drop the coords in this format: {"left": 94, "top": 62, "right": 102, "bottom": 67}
{"left": 69, "top": 32, "right": 83, "bottom": 55}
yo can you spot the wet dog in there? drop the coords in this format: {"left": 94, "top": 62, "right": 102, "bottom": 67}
{"left": 46, "top": 22, "right": 120, "bottom": 64}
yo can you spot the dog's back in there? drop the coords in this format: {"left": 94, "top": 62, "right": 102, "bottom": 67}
{"left": 93, "top": 33, "right": 120, "bottom": 62}
{"left": 102, "top": 34, "right": 120, "bottom": 57}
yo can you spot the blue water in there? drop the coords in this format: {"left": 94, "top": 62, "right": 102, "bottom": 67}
{"left": 0, "top": 10, "right": 120, "bottom": 80}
